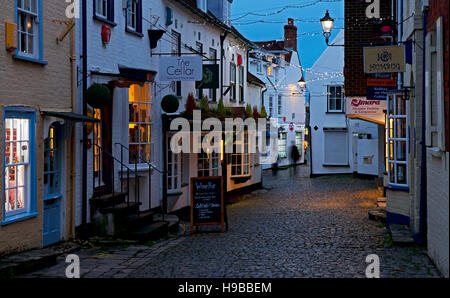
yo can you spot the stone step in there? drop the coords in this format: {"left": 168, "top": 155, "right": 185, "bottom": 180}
{"left": 0, "top": 248, "right": 61, "bottom": 278}
{"left": 128, "top": 221, "right": 170, "bottom": 242}
{"left": 368, "top": 207, "right": 386, "bottom": 223}
{"left": 153, "top": 214, "right": 180, "bottom": 234}
{"left": 120, "top": 210, "right": 157, "bottom": 231}
{"left": 389, "top": 224, "right": 415, "bottom": 246}
{"left": 100, "top": 202, "right": 142, "bottom": 215}
{"left": 90, "top": 192, "right": 128, "bottom": 209}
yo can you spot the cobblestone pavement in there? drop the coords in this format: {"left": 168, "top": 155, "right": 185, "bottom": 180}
{"left": 21, "top": 166, "right": 441, "bottom": 278}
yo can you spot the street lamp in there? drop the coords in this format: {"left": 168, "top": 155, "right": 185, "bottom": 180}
{"left": 321, "top": 10, "right": 334, "bottom": 45}
{"left": 298, "top": 78, "right": 306, "bottom": 89}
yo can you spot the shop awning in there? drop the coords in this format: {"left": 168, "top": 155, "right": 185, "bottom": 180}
{"left": 347, "top": 114, "right": 385, "bottom": 126}
{"left": 41, "top": 111, "right": 100, "bottom": 122}
{"left": 118, "top": 65, "right": 157, "bottom": 82}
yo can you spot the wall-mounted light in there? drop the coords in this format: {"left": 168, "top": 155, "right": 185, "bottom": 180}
{"left": 298, "top": 78, "right": 306, "bottom": 89}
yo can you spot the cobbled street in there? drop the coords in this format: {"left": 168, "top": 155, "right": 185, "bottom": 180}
{"left": 22, "top": 166, "right": 441, "bottom": 278}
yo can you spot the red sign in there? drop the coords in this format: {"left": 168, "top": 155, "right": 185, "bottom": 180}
{"left": 237, "top": 54, "right": 242, "bottom": 66}
{"left": 289, "top": 123, "right": 294, "bottom": 131}
{"left": 367, "top": 78, "right": 396, "bottom": 87}
{"left": 346, "top": 97, "right": 387, "bottom": 124}
{"left": 101, "top": 25, "right": 111, "bottom": 45}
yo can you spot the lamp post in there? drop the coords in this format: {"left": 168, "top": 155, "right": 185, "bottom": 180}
{"left": 298, "top": 78, "right": 306, "bottom": 89}
{"left": 320, "top": 10, "right": 343, "bottom": 47}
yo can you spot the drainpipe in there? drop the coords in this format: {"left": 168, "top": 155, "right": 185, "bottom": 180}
{"left": 261, "top": 88, "right": 267, "bottom": 107}
{"left": 419, "top": 10, "right": 428, "bottom": 245}
{"left": 220, "top": 32, "right": 228, "bottom": 99}
{"left": 81, "top": 0, "right": 88, "bottom": 238}
{"left": 70, "top": 20, "right": 76, "bottom": 239}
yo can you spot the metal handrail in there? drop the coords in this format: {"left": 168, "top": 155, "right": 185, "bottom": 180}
{"left": 115, "top": 143, "right": 164, "bottom": 174}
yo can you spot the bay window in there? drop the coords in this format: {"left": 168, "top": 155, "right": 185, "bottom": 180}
{"left": 231, "top": 132, "right": 250, "bottom": 177}
{"left": 387, "top": 93, "right": 408, "bottom": 187}
{"left": 2, "top": 109, "right": 36, "bottom": 224}
{"left": 129, "top": 83, "right": 152, "bottom": 164}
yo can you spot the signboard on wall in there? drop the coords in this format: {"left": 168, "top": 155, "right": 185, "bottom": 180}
{"left": 195, "top": 64, "right": 219, "bottom": 89}
{"left": 364, "top": 45, "right": 406, "bottom": 73}
{"left": 346, "top": 97, "right": 387, "bottom": 124}
{"left": 190, "top": 177, "right": 224, "bottom": 233}
{"left": 159, "top": 56, "right": 203, "bottom": 81}
{"left": 366, "top": 78, "right": 397, "bottom": 100}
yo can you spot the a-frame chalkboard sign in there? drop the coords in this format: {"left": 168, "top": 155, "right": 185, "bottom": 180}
{"left": 190, "top": 176, "right": 224, "bottom": 233}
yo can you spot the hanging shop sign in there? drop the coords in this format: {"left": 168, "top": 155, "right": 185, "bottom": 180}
{"left": 190, "top": 177, "right": 224, "bottom": 233}
{"left": 195, "top": 64, "right": 219, "bottom": 89}
{"left": 364, "top": 45, "right": 405, "bottom": 73}
{"left": 159, "top": 56, "right": 203, "bottom": 81}
{"left": 346, "top": 96, "right": 387, "bottom": 124}
{"left": 366, "top": 78, "right": 397, "bottom": 100}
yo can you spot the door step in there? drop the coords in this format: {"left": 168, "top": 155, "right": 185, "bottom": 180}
{"left": 128, "top": 222, "right": 170, "bottom": 242}
{"left": 0, "top": 248, "right": 61, "bottom": 278}
{"left": 90, "top": 192, "right": 127, "bottom": 209}
{"left": 389, "top": 224, "right": 415, "bottom": 246}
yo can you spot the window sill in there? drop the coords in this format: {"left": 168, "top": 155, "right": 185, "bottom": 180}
{"left": 125, "top": 27, "right": 144, "bottom": 37}
{"left": 13, "top": 54, "right": 48, "bottom": 65}
{"left": 326, "top": 111, "right": 345, "bottom": 114}
{"left": 385, "top": 184, "right": 409, "bottom": 192}
{"left": 167, "top": 190, "right": 183, "bottom": 196}
{"left": 323, "top": 164, "right": 350, "bottom": 167}
{"left": 1, "top": 212, "right": 39, "bottom": 226}
{"left": 93, "top": 15, "right": 117, "bottom": 27}
{"left": 231, "top": 175, "right": 251, "bottom": 184}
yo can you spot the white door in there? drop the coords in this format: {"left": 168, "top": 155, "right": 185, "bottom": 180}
{"left": 357, "top": 139, "right": 378, "bottom": 175}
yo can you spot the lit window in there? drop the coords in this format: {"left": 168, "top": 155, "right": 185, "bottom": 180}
{"left": 3, "top": 109, "right": 36, "bottom": 222}
{"left": 295, "top": 132, "right": 303, "bottom": 156}
{"left": 387, "top": 93, "right": 408, "bottom": 186}
{"left": 16, "top": 0, "right": 39, "bottom": 58}
{"left": 44, "top": 126, "right": 60, "bottom": 197}
{"left": 231, "top": 132, "right": 250, "bottom": 177}
{"left": 267, "top": 56, "right": 272, "bottom": 76}
{"left": 327, "top": 85, "right": 344, "bottom": 112}
{"left": 278, "top": 132, "right": 287, "bottom": 158}
{"left": 198, "top": 150, "right": 219, "bottom": 177}
{"left": 129, "top": 83, "right": 152, "bottom": 164}
{"left": 93, "top": 108, "right": 102, "bottom": 187}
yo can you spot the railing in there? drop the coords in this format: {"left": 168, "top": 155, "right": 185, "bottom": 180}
{"left": 115, "top": 143, "right": 164, "bottom": 213}
{"left": 92, "top": 143, "right": 143, "bottom": 213}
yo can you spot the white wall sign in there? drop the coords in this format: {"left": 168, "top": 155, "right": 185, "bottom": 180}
{"left": 159, "top": 56, "right": 203, "bottom": 81}
{"left": 346, "top": 97, "right": 387, "bottom": 124}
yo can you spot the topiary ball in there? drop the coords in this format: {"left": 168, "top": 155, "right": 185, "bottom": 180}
{"left": 161, "top": 94, "right": 180, "bottom": 113}
{"left": 86, "top": 83, "right": 112, "bottom": 108}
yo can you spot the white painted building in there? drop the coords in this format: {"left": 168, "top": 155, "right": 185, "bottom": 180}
{"left": 249, "top": 19, "right": 306, "bottom": 169}
{"left": 308, "top": 30, "right": 384, "bottom": 177}
{"left": 74, "top": 0, "right": 263, "bottom": 235}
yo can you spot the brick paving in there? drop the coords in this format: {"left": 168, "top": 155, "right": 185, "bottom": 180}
{"left": 20, "top": 166, "right": 441, "bottom": 278}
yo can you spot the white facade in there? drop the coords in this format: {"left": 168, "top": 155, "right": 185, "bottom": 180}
{"left": 308, "top": 30, "right": 384, "bottom": 176}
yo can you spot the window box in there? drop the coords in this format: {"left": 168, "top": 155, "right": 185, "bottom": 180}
{"left": 230, "top": 176, "right": 251, "bottom": 184}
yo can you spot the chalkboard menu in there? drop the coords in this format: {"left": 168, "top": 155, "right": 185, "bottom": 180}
{"left": 190, "top": 177, "right": 224, "bottom": 233}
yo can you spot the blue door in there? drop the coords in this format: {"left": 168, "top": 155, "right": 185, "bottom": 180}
{"left": 43, "top": 125, "right": 61, "bottom": 247}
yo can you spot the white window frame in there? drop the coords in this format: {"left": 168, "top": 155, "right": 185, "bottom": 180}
{"left": 167, "top": 136, "right": 181, "bottom": 192}
{"left": 327, "top": 85, "right": 344, "bottom": 113}
{"left": 197, "top": 150, "right": 220, "bottom": 177}
{"left": 231, "top": 132, "right": 250, "bottom": 177}
{"left": 230, "top": 63, "right": 237, "bottom": 101}
{"left": 387, "top": 93, "right": 408, "bottom": 187}
{"left": 239, "top": 66, "right": 244, "bottom": 102}
{"left": 128, "top": 83, "right": 153, "bottom": 164}
{"left": 278, "top": 132, "right": 287, "bottom": 159}
{"left": 425, "top": 17, "right": 445, "bottom": 152}
{"left": 95, "top": 0, "right": 108, "bottom": 19}
{"left": 126, "top": 0, "right": 138, "bottom": 31}
{"left": 16, "top": 0, "right": 39, "bottom": 59}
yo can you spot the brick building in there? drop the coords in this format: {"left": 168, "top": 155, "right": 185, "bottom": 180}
{"left": 0, "top": 0, "right": 83, "bottom": 254}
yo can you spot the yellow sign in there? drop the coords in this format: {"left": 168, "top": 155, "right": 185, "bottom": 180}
{"left": 364, "top": 45, "right": 405, "bottom": 73}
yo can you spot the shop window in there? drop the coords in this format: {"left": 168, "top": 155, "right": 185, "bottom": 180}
{"left": 125, "top": 0, "right": 142, "bottom": 34}
{"left": 231, "top": 132, "right": 250, "bottom": 177}
{"left": 198, "top": 150, "right": 219, "bottom": 177}
{"left": 296, "top": 132, "right": 303, "bottom": 156}
{"left": 327, "top": 85, "right": 344, "bottom": 112}
{"left": 44, "top": 126, "right": 60, "bottom": 197}
{"left": 324, "top": 130, "right": 348, "bottom": 165}
{"left": 16, "top": 0, "right": 41, "bottom": 60}
{"left": 129, "top": 83, "right": 152, "bottom": 164}
{"left": 3, "top": 109, "right": 36, "bottom": 224}
{"left": 387, "top": 93, "right": 408, "bottom": 187}
{"left": 278, "top": 132, "right": 287, "bottom": 159}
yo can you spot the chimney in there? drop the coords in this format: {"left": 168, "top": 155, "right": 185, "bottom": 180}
{"left": 284, "top": 18, "right": 297, "bottom": 51}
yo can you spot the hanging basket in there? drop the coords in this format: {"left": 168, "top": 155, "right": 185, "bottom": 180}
{"left": 161, "top": 94, "right": 180, "bottom": 113}
{"left": 86, "top": 83, "right": 112, "bottom": 108}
